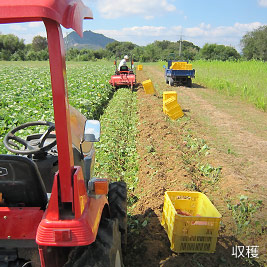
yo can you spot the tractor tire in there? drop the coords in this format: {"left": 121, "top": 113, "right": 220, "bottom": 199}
{"left": 64, "top": 218, "right": 123, "bottom": 267}
{"left": 168, "top": 78, "right": 174, "bottom": 86}
{"left": 187, "top": 78, "right": 192, "bottom": 88}
{"left": 165, "top": 76, "right": 168, "bottom": 84}
{"left": 108, "top": 182, "right": 127, "bottom": 254}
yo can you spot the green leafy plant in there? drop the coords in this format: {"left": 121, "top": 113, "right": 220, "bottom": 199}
{"left": 94, "top": 88, "right": 139, "bottom": 194}
{"left": 227, "top": 195, "right": 263, "bottom": 234}
{"left": 179, "top": 131, "right": 220, "bottom": 191}
{"left": 184, "top": 135, "right": 209, "bottom": 156}
{"left": 199, "top": 163, "right": 222, "bottom": 184}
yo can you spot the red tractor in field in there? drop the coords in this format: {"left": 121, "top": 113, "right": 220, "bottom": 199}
{"left": 109, "top": 57, "right": 136, "bottom": 90}
{"left": 0, "top": 1, "right": 126, "bottom": 266}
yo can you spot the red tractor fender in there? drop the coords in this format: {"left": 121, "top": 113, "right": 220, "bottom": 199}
{"left": 36, "top": 167, "right": 108, "bottom": 247}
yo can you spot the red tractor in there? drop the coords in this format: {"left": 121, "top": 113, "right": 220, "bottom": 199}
{"left": 0, "top": 1, "right": 126, "bottom": 266}
{"left": 109, "top": 57, "right": 136, "bottom": 90}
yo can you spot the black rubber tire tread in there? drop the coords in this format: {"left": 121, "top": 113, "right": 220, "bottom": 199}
{"left": 168, "top": 78, "right": 174, "bottom": 86}
{"left": 165, "top": 76, "right": 169, "bottom": 84}
{"left": 108, "top": 182, "right": 127, "bottom": 253}
{"left": 64, "top": 218, "right": 123, "bottom": 267}
{"left": 187, "top": 78, "right": 192, "bottom": 88}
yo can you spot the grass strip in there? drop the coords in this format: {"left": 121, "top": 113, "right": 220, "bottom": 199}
{"left": 192, "top": 60, "right": 267, "bottom": 111}
{"left": 157, "top": 60, "right": 267, "bottom": 111}
{"left": 94, "top": 88, "right": 139, "bottom": 190}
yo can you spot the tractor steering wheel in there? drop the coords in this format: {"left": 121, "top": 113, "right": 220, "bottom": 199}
{"left": 3, "top": 121, "right": 57, "bottom": 155}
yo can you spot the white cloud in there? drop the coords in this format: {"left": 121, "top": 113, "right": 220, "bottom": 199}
{"left": 9, "top": 24, "right": 27, "bottom": 31}
{"left": 37, "top": 31, "right": 47, "bottom": 38}
{"left": 184, "top": 22, "right": 262, "bottom": 39}
{"left": 29, "top": 22, "right": 43, "bottom": 28}
{"left": 144, "top": 15, "right": 154, "bottom": 20}
{"left": 95, "top": 26, "right": 168, "bottom": 44}
{"left": 95, "top": 22, "right": 264, "bottom": 50}
{"left": 258, "top": 0, "right": 267, "bottom": 7}
{"left": 96, "top": 0, "right": 176, "bottom": 19}
{"left": 180, "top": 22, "right": 263, "bottom": 50}
{"left": 22, "top": 34, "right": 37, "bottom": 43}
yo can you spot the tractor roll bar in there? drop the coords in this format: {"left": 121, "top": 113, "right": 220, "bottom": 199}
{"left": 0, "top": 0, "right": 93, "bottom": 37}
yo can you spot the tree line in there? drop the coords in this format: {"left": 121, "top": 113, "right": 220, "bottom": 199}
{"left": 0, "top": 35, "right": 49, "bottom": 61}
{"left": 1, "top": 25, "right": 267, "bottom": 62}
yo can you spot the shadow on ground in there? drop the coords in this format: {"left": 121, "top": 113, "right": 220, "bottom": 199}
{"left": 192, "top": 83, "right": 206, "bottom": 89}
{"left": 125, "top": 209, "right": 261, "bottom": 267}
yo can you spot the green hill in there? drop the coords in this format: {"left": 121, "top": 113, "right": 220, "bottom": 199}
{"left": 64, "top": 30, "right": 116, "bottom": 50}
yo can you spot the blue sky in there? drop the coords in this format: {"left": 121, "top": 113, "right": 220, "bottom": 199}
{"left": 0, "top": 0, "right": 266, "bottom": 51}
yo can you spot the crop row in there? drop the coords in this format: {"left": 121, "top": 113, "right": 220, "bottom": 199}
{"left": 94, "top": 88, "right": 139, "bottom": 189}
{"left": 0, "top": 61, "right": 114, "bottom": 153}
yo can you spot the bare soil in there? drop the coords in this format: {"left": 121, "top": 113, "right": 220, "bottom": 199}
{"left": 124, "top": 66, "right": 266, "bottom": 267}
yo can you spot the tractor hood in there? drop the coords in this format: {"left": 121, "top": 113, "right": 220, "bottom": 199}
{"left": 0, "top": 0, "right": 93, "bottom": 37}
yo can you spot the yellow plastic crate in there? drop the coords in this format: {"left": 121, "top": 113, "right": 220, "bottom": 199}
{"left": 163, "top": 96, "right": 177, "bottom": 112}
{"left": 163, "top": 97, "right": 184, "bottom": 119}
{"left": 163, "top": 92, "right": 177, "bottom": 114}
{"left": 163, "top": 91, "right": 177, "bottom": 102}
{"left": 186, "top": 64, "right": 192, "bottom": 70}
{"left": 167, "top": 104, "right": 184, "bottom": 120}
{"left": 170, "top": 62, "right": 187, "bottom": 70}
{"left": 161, "top": 191, "right": 221, "bottom": 253}
{"left": 137, "top": 65, "right": 143, "bottom": 70}
{"left": 170, "top": 62, "right": 179, "bottom": 70}
{"left": 142, "top": 79, "right": 155, "bottom": 94}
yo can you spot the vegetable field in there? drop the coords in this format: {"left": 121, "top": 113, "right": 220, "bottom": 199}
{"left": 0, "top": 60, "right": 266, "bottom": 266}
{"left": 0, "top": 61, "right": 114, "bottom": 154}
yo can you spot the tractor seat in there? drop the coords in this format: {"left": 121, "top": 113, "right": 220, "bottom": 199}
{"left": 0, "top": 155, "right": 48, "bottom": 209}
{"left": 120, "top": 65, "right": 129, "bottom": 72}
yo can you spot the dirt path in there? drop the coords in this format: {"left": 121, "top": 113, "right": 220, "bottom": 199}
{"left": 179, "top": 85, "right": 267, "bottom": 187}
{"left": 125, "top": 66, "right": 266, "bottom": 267}
{"left": 145, "top": 65, "right": 267, "bottom": 203}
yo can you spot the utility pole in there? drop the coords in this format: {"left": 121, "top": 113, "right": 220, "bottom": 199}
{"left": 178, "top": 34, "right": 182, "bottom": 58}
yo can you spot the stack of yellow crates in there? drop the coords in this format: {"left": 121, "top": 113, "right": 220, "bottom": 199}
{"left": 163, "top": 91, "right": 184, "bottom": 120}
{"left": 137, "top": 65, "right": 143, "bottom": 70}
{"left": 170, "top": 62, "right": 192, "bottom": 70}
{"left": 186, "top": 64, "right": 192, "bottom": 70}
{"left": 163, "top": 91, "right": 177, "bottom": 114}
